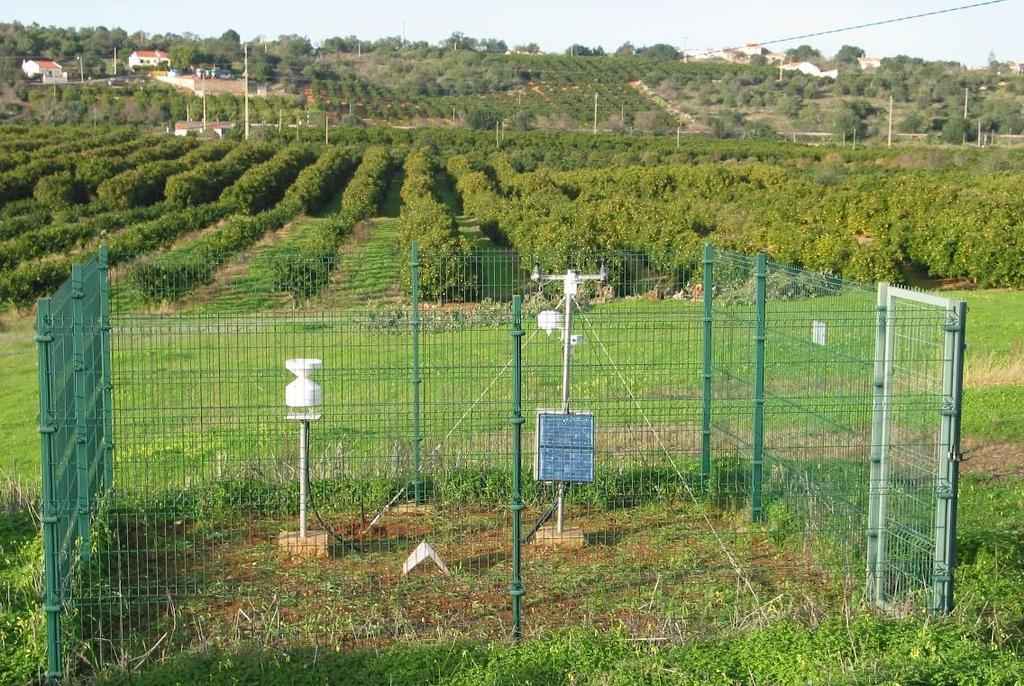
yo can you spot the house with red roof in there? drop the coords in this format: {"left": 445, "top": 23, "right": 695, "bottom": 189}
{"left": 128, "top": 50, "right": 170, "bottom": 70}
{"left": 21, "top": 59, "right": 67, "bottom": 82}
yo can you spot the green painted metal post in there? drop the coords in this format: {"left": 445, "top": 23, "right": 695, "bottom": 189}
{"left": 933, "top": 300, "right": 967, "bottom": 612}
{"left": 98, "top": 246, "right": 114, "bottom": 494}
{"left": 70, "top": 264, "right": 91, "bottom": 559}
{"left": 36, "top": 299, "right": 63, "bottom": 683}
{"left": 866, "top": 284, "right": 888, "bottom": 607}
{"left": 410, "top": 241, "right": 423, "bottom": 505}
{"left": 700, "top": 244, "right": 713, "bottom": 498}
{"left": 752, "top": 251, "right": 766, "bottom": 523}
{"left": 509, "top": 295, "right": 525, "bottom": 640}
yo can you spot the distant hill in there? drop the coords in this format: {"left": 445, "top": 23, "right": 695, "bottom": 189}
{"left": 2, "top": 23, "right": 1022, "bottom": 141}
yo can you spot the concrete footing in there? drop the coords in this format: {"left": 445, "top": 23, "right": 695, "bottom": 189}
{"left": 277, "top": 530, "right": 329, "bottom": 558}
{"left": 533, "top": 524, "right": 585, "bottom": 548}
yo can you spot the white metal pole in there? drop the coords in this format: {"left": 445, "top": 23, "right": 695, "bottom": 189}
{"left": 299, "top": 420, "right": 309, "bottom": 538}
{"left": 557, "top": 275, "right": 575, "bottom": 533}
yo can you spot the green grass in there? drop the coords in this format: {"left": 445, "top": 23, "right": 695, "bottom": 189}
{"left": 312, "top": 170, "right": 404, "bottom": 308}
{"left": 0, "top": 314, "right": 39, "bottom": 490}
{"left": 93, "top": 615, "right": 1024, "bottom": 685}
{"left": 0, "top": 510, "right": 44, "bottom": 685}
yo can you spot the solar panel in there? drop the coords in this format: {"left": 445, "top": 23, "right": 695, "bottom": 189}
{"left": 534, "top": 411, "right": 595, "bottom": 483}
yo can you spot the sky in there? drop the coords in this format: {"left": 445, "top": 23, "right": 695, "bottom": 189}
{"left": 4, "top": 0, "right": 1022, "bottom": 66}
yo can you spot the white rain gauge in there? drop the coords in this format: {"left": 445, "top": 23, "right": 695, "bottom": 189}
{"left": 285, "top": 358, "right": 323, "bottom": 543}
{"left": 532, "top": 263, "right": 605, "bottom": 539}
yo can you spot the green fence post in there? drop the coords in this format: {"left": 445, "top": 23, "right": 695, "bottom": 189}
{"left": 410, "top": 241, "right": 423, "bottom": 505}
{"left": 36, "top": 299, "right": 63, "bottom": 683}
{"left": 98, "top": 246, "right": 114, "bottom": 493}
{"left": 866, "top": 284, "right": 888, "bottom": 607}
{"left": 70, "top": 263, "right": 91, "bottom": 559}
{"left": 701, "top": 244, "right": 713, "bottom": 499}
{"left": 934, "top": 300, "right": 967, "bottom": 612}
{"left": 509, "top": 295, "right": 525, "bottom": 640}
{"left": 752, "top": 251, "right": 766, "bottom": 523}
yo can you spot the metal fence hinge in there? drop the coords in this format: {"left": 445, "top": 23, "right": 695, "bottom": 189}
{"left": 34, "top": 334, "right": 53, "bottom": 343}
{"left": 38, "top": 424, "right": 56, "bottom": 434}
{"left": 40, "top": 515, "right": 58, "bottom": 524}
{"left": 949, "top": 449, "right": 965, "bottom": 464}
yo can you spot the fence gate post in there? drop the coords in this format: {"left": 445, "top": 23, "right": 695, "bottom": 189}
{"left": 70, "top": 264, "right": 91, "bottom": 559}
{"left": 751, "top": 252, "right": 766, "bottom": 523}
{"left": 700, "top": 244, "right": 713, "bottom": 498}
{"left": 410, "top": 241, "right": 423, "bottom": 505}
{"left": 934, "top": 301, "right": 967, "bottom": 612}
{"left": 36, "top": 299, "right": 63, "bottom": 682}
{"left": 509, "top": 295, "right": 525, "bottom": 639}
{"left": 866, "top": 284, "right": 888, "bottom": 606}
{"left": 98, "top": 246, "right": 114, "bottom": 493}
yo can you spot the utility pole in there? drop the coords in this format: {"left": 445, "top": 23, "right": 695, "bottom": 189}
{"left": 963, "top": 87, "right": 969, "bottom": 145}
{"left": 202, "top": 91, "right": 207, "bottom": 130}
{"left": 978, "top": 120, "right": 982, "bottom": 148}
{"left": 676, "top": 124, "right": 681, "bottom": 148}
{"left": 496, "top": 119, "right": 500, "bottom": 149}
{"left": 278, "top": 110, "right": 282, "bottom": 133}
{"left": 888, "top": 94, "right": 894, "bottom": 148}
{"left": 325, "top": 113, "right": 329, "bottom": 144}
{"left": 593, "top": 92, "right": 598, "bottom": 134}
{"left": 113, "top": 47, "right": 117, "bottom": 76}
{"left": 77, "top": 56, "right": 84, "bottom": 83}
{"left": 244, "top": 43, "right": 250, "bottom": 141}
{"left": 402, "top": 20, "right": 407, "bottom": 45}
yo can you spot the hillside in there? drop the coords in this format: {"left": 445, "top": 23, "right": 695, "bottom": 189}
{"left": 2, "top": 24, "right": 1024, "bottom": 141}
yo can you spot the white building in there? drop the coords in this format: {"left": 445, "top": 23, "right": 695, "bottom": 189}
{"left": 857, "top": 56, "right": 883, "bottom": 70}
{"left": 781, "top": 61, "right": 838, "bottom": 79}
{"left": 128, "top": 50, "right": 170, "bottom": 70}
{"left": 173, "top": 120, "right": 234, "bottom": 138}
{"left": 21, "top": 59, "right": 67, "bottom": 82}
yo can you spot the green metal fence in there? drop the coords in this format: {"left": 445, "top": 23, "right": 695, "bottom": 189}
{"left": 37, "top": 243, "right": 966, "bottom": 680}
{"left": 36, "top": 246, "right": 113, "bottom": 683}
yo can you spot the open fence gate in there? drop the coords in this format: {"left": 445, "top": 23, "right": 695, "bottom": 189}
{"left": 36, "top": 243, "right": 966, "bottom": 682}
{"left": 867, "top": 285, "right": 967, "bottom": 613}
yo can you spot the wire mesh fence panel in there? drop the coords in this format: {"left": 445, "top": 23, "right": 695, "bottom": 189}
{"left": 39, "top": 244, "right": 966, "bottom": 677}
{"left": 36, "top": 249, "right": 111, "bottom": 681}
{"left": 758, "top": 258, "right": 879, "bottom": 609}
{"left": 869, "top": 288, "right": 965, "bottom": 613}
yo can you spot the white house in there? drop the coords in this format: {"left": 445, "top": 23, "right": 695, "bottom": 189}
{"left": 857, "top": 56, "right": 883, "bottom": 70}
{"left": 781, "top": 61, "right": 838, "bottom": 79}
{"left": 173, "top": 120, "right": 234, "bottom": 138}
{"left": 128, "top": 50, "right": 170, "bottom": 70}
{"left": 21, "top": 59, "right": 67, "bottom": 82}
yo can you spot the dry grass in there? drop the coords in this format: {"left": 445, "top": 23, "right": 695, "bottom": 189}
{"left": 964, "top": 346, "right": 1024, "bottom": 388}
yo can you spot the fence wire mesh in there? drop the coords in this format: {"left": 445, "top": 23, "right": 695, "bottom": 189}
{"left": 36, "top": 244, "right": 965, "bottom": 679}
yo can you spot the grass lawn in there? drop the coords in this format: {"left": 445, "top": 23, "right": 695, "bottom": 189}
{"left": 1, "top": 249, "right": 1022, "bottom": 683}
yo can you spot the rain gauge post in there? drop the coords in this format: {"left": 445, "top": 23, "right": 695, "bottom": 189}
{"left": 278, "top": 358, "right": 329, "bottom": 558}
{"left": 531, "top": 263, "right": 605, "bottom": 547}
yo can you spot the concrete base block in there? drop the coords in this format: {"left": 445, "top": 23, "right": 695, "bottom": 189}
{"left": 277, "top": 530, "right": 329, "bottom": 559}
{"left": 533, "top": 524, "right": 585, "bottom": 548}
{"left": 392, "top": 502, "right": 434, "bottom": 515}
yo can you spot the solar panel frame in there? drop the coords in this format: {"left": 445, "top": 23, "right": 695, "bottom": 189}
{"left": 533, "top": 410, "right": 596, "bottom": 483}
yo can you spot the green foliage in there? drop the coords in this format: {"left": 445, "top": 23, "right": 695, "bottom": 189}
{"left": 0, "top": 512, "right": 44, "bottom": 686}
{"left": 165, "top": 142, "right": 276, "bottom": 206}
{"left": 97, "top": 142, "right": 232, "bottom": 210}
{"left": 397, "top": 149, "right": 466, "bottom": 297}
{"left": 220, "top": 144, "right": 316, "bottom": 214}
{"left": 32, "top": 170, "right": 83, "bottom": 210}
{"left": 268, "top": 250, "right": 333, "bottom": 304}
